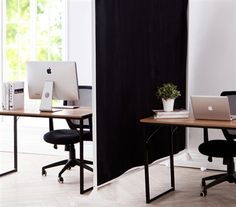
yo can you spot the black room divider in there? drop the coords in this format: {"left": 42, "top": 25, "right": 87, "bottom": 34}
{"left": 96, "top": 0, "right": 188, "bottom": 185}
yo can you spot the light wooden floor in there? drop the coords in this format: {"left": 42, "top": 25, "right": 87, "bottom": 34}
{"left": 1, "top": 152, "right": 236, "bottom": 207}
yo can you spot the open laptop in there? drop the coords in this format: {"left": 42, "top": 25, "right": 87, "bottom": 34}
{"left": 191, "top": 95, "right": 236, "bottom": 121}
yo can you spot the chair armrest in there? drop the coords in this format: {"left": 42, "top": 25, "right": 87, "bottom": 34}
{"left": 203, "top": 128, "right": 209, "bottom": 143}
{"left": 66, "top": 119, "right": 77, "bottom": 130}
{"left": 49, "top": 118, "right": 54, "bottom": 131}
{"left": 202, "top": 128, "right": 212, "bottom": 162}
{"left": 66, "top": 118, "right": 92, "bottom": 132}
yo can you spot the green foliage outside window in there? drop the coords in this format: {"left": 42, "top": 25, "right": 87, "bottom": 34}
{"left": 5, "top": 0, "right": 64, "bottom": 81}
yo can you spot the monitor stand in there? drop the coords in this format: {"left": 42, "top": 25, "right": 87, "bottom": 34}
{"left": 40, "top": 81, "right": 60, "bottom": 112}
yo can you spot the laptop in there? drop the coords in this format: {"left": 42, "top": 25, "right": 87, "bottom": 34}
{"left": 191, "top": 95, "right": 236, "bottom": 121}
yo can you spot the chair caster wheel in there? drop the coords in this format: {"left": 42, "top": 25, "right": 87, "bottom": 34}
{"left": 42, "top": 169, "right": 47, "bottom": 176}
{"left": 200, "top": 191, "right": 207, "bottom": 197}
{"left": 58, "top": 177, "right": 64, "bottom": 184}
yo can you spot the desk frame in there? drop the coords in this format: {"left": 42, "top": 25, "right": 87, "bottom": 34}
{"left": 0, "top": 108, "right": 92, "bottom": 194}
{"left": 144, "top": 125, "right": 178, "bottom": 203}
{"left": 0, "top": 116, "right": 18, "bottom": 176}
{"left": 140, "top": 117, "right": 236, "bottom": 204}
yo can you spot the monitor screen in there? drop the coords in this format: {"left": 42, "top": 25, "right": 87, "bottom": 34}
{"left": 26, "top": 61, "right": 79, "bottom": 111}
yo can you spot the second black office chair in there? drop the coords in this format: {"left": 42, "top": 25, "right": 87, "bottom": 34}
{"left": 199, "top": 91, "right": 236, "bottom": 196}
{"left": 42, "top": 86, "right": 93, "bottom": 183}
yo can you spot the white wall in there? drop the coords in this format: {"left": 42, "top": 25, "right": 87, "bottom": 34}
{"left": 187, "top": 0, "right": 236, "bottom": 168}
{"left": 68, "top": 0, "right": 92, "bottom": 85}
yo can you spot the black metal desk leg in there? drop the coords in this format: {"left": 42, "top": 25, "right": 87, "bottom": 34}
{"left": 143, "top": 126, "right": 175, "bottom": 204}
{"left": 170, "top": 126, "right": 178, "bottom": 189}
{"left": 144, "top": 140, "right": 151, "bottom": 203}
{"left": 79, "top": 118, "right": 93, "bottom": 194}
{"left": 0, "top": 115, "right": 18, "bottom": 177}
{"left": 79, "top": 119, "right": 84, "bottom": 194}
{"left": 14, "top": 116, "right": 18, "bottom": 171}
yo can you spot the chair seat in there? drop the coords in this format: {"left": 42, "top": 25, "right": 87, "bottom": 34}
{"left": 199, "top": 140, "right": 236, "bottom": 158}
{"left": 44, "top": 129, "right": 92, "bottom": 145}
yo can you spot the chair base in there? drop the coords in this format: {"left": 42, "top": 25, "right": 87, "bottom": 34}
{"left": 200, "top": 172, "right": 236, "bottom": 196}
{"left": 42, "top": 158, "right": 93, "bottom": 183}
{"left": 42, "top": 144, "right": 93, "bottom": 183}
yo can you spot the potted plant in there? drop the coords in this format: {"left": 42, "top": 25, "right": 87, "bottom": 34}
{"left": 156, "top": 83, "right": 181, "bottom": 112}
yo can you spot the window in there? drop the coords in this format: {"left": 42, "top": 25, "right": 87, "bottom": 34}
{"left": 0, "top": 0, "right": 68, "bottom": 154}
{"left": 3, "top": 0, "right": 67, "bottom": 82}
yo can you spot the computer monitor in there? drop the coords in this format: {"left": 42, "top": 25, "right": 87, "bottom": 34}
{"left": 26, "top": 61, "right": 79, "bottom": 112}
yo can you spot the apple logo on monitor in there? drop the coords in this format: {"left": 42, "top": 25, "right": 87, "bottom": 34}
{"left": 208, "top": 106, "right": 213, "bottom": 111}
{"left": 47, "top": 67, "right": 52, "bottom": 74}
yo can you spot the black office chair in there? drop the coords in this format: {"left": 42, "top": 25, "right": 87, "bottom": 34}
{"left": 42, "top": 85, "right": 93, "bottom": 183}
{"left": 199, "top": 91, "right": 236, "bottom": 196}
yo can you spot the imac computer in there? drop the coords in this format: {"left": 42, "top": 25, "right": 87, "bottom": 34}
{"left": 26, "top": 61, "right": 79, "bottom": 112}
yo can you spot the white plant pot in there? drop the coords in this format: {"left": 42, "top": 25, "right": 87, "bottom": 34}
{"left": 162, "top": 98, "right": 175, "bottom": 112}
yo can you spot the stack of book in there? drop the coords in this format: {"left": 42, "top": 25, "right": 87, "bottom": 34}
{"left": 153, "top": 109, "right": 189, "bottom": 119}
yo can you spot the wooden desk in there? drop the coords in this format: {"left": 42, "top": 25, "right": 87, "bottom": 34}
{"left": 0, "top": 107, "right": 92, "bottom": 119}
{"left": 140, "top": 117, "right": 236, "bottom": 203}
{"left": 0, "top": 107, "right": 92, "bottom": 194}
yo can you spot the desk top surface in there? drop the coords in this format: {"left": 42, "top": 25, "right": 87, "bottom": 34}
{"left": 0, "top": 107, "right": 92, "bottom": 119}
{"left": 140, "top": 116, "right": 236, "bottom": 129}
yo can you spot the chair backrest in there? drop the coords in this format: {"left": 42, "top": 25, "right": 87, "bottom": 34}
{"left": 221, "top": 91, "right": 236, "bottom": 141}
{"left": 78, "top": 85, "right": 92, "bottom": 107}
{"left": 64, "top": 85, "right": 92, "bottom": 129}
{"left": 64, "top": 85, "right": 92, "bottom": 107}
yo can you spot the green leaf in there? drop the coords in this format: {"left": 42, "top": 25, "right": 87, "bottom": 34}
{"left": 156, "top": 83, "right": 181, "bottom": 100}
